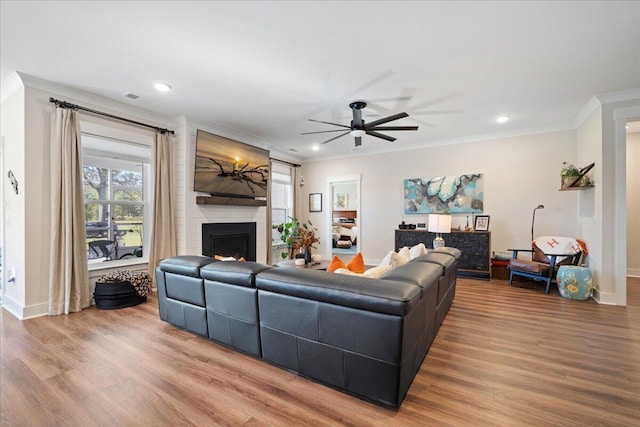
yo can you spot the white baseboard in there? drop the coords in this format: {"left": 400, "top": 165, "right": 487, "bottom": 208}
{"left": 591, "top": 289, "right": 620, "bottom": 305}
{"left": 1, "top": 294, "right": 23, "bottom": 319}
{"left": 23, "top": 301, "right": 49, "bottom": 319}
{"left": 1, "top": 294, "right": 48, "bottom": 319}
{"left": 627, "top": 268, "right": 640, "bottom": 278}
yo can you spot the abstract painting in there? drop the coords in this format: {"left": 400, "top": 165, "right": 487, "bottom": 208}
{"left": 404, "top": 174, "right": 483, "bottom": 214}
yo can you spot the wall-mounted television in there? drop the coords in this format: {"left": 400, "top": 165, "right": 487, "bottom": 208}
{"left": 194, "top": 129, "right": 269, "bottom": 203}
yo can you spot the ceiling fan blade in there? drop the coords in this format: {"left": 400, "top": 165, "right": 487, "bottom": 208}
{"left": 308, "top": 118, "right": 351, "bottom": 129}
{"left": 368, "top": 126, "right": 419, "bottom": 131}
{"left": 365, "top": 112, "right": 409, "bottom": 128}
{"left": 321, "top": 131, "right": 351, "bottom": 144}
{"left": 366, "top": 130, "right": 396, "bottom": 142}
{"left": 354, "top": 136, "right": 362, "bottom": 147}
{"left": 301, "top": 129, "right": 352, "bottom": 135}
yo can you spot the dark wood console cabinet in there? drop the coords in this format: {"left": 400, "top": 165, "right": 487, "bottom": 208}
{"left": 395, "top": 229, "right": 491, "bottom": 279}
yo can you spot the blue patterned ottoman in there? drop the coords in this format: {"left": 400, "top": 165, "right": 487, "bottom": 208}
{"left": 556, "top": 266, "right": 593, "bottom": 300}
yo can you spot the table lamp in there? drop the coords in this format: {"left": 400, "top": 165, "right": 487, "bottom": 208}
{"left": 428, "top": 214, "right": 452, "bottom": 249}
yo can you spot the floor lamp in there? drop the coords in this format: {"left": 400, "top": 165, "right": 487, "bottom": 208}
{"left": 429, "top": 214, "right": 452, "bottom": 249}
{"left": 531, "top": 204, "right": 545, "bottom": 243}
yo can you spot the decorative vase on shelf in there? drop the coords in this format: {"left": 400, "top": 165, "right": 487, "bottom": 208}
{"left": 304, "top": 248, "right": 312, "bottom": 264}
{"left": 562, "top": 176, "right": 578, "bottom": 188}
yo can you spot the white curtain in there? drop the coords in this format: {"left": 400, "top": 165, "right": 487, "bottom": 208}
{"left": 148, "top": 131, "right": 176, "bottom": 281}
{"left": 49, "top": 108, "right": 90, "bottom": 315}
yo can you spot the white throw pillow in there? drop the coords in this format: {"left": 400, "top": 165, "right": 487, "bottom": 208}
{"left": 409, "top": 243, "right": 428, "bottom": 260}
{"left": 334, "top": 268, "right": 359, "bottom": 276}
{"left": 362, "top": 265, "right": 392, "bottom": 278}
{"left": 335, "top": 265, "right": 392, "bottom": 279}
{"left": 379, "top": 250, "right": 394, "bottom": 267}
{"left": 397, "top": 246, "right": 411, "bottom": 266}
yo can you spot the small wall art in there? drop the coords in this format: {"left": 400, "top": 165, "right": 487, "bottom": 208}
{"left": 309, "top": 193, "right": 322, "bottom": 212}
{"left": 334, "top": 193, "right": 348, "bottom": 209}
{"left": 474, "top": 215, "right": 490, "bottom": 231}
{"left": 404, "top": 174, "right": 483, "bottom": 214}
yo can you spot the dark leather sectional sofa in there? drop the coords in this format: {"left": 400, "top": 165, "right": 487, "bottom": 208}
{"left": 155, "top": 247, "right": 461, "bottom": 408}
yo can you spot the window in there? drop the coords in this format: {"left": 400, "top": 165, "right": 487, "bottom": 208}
{"left": 82, "top": 134, "right": 152, "bottom": 265}
{"left": 270, "top": 162, "right": 295, "bottom": 262}
{"left": 271, "top": 163, "right": 294, "bottom": 232}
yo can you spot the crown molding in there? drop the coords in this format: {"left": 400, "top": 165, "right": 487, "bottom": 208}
{"left": 572, "top": 96, "right": 602, "bottom": 129}
{"left": 596, "top": 88, "right": 640, "bottom": 105}
{"left": 0, "top": 71, "right": 25, "bottom": 103}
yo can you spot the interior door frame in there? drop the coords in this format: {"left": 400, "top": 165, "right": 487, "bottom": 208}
{"left": 325, "top": 174, "right": 361, "bottom": 261}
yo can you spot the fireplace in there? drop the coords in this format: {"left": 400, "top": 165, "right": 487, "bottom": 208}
{"left": 202, "top": 222, "right": 257, "bottom": 261}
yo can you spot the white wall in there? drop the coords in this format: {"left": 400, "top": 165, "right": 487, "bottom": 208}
{"left": 627, "top": 131, "right": 640, "bottom": 276}
{"left": 0, "top": 81, "right": 26, "bottom": 316}
{"left": 301, "top": 130, "right": 579, "bottom": 264}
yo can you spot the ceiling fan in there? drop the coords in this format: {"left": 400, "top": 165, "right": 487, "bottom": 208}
{"left": 302, "top": 101, "right": 418, "bottom": 147}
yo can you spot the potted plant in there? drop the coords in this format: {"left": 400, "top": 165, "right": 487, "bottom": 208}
{"left": 561, "top": 163, "right": 581, "bottom": 188}
{"left": 294, "top": 224, "right": 320, "bottom": 263}
{"left": 273, "top": 217, "right": 319, "bottom": 261}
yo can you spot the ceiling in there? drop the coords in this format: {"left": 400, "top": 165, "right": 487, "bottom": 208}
{"left": 1, "top": 1, "right": 639, "bottom": 160}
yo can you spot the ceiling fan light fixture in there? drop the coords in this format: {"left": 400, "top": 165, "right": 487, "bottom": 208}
{"left": 350, "top": 129, "right": 366, "bottom": 137}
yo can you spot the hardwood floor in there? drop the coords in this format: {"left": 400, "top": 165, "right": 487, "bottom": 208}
{"left": 2, "top": 278, "right": 639, "bottom": 426}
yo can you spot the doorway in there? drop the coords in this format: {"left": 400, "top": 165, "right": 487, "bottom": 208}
{"left": 326, "top": 175, "right": 361, "bottom": 260}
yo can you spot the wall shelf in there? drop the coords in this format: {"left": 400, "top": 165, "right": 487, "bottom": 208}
{"left": 559, "top": 184, "right": 595, "bottom": 191}
{"left": 560, "top": 162, "right": 595, "bottom": 191}
{"left": 196, "top": 196, "right": 267, "bottom": 206}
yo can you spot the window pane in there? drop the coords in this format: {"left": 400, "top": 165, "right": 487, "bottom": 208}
{"left": 83, "top": 166, "right": 109, "bottom": 201}
{"left": 85, "top": 202, "right": 110, "bottom": 239}
{"left": 112, "top": 169, "right": 143, "bottom": 201}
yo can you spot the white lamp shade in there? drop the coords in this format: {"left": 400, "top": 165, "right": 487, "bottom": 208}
{"left": 428, "top": 214, "right": 452, "bottom": 233}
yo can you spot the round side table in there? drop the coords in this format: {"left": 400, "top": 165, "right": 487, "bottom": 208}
{"left": 556, "top": 265, "right": 593, "bottom": 300}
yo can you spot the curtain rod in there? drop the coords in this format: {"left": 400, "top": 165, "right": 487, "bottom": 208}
{"left": 270, "top": 157, "right": 301, "bottom": 168}
{"left": 49, "top": 97, "right": 175, "bottom": 135}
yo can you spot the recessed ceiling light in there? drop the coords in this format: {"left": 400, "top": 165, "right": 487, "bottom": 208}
{"left": 312, "top": 144, "right": 320, "bottom": 151}
{"left": 496, "top": 115, "right": 510, "bottom": 124}
{"left": 154, "top": 82, "right": 172, "bottom": 92}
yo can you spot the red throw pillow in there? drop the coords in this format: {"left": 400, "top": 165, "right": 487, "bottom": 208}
{"left": 327, "top": 255, "right": 347, "bottom": 272}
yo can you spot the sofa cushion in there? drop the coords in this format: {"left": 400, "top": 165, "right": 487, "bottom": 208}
{"left": 509, "top": 259, "right": 549, "bottom": 274}
{"left": 159, "top": 255, "right": 216, "bottom": 277}
{"left": 433, "top": 247, "right": 462, "bottom": 259}
{"left": 381, "top": 262, "right": 441, "bottom": 295}
{"left": 412, "top": 252, "right": 455, "bottom": 270}
{"left": 256, "top": 268, "right": 420, "bottom": 317}
{"left": 201, "top": 261, "right": 271, "bottom": 287}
